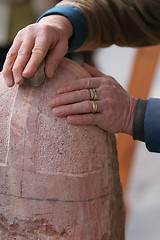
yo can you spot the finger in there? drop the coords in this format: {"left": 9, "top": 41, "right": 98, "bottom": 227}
{"left": 53, "top": 100, "right": 102, "bottom": 117}
{"left": 12, "top": 38, "right": 35, "bottom": 84}
{"left": 22, "top": 34, "right": 52, "bottom": 78}
{"left": 67, "top": 113, "right": 102, "bottom": 126}
{"left": 45, "top": 38, "right": 68, "bottom": 78}
{"left": 57, "top": 77, "right": 101, "bottom": 94}
{"left": 50, "top": 89, "right": 91, "bottom": 107}
{"left": 82, "top": 63, "right": 106, "bottom": 78}
{"left": 53, "top": 101, "right": 93, "bottom": 116}
{"left": 3, "top": 41, "right": 21, "bottom": 87}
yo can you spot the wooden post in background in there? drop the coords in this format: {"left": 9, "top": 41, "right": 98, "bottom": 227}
{"left": 117, "top": 45, "right": 160, "bottom": 194}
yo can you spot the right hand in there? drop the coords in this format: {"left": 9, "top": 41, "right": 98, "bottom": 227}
{"left": 3, "top": 15, "right": 73, "bottom": 87}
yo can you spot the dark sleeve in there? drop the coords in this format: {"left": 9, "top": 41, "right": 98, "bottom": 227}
{"left": 133, "top": 98, "right": 160, "bottom": 153}
{"left": 133, "top": 98, "right": 148, "bottom": 142}
{"left": 144, "top": 98, "right": 160, "bottom": 153}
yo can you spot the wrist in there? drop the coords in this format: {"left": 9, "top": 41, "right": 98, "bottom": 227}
{"left": 39, "top": 15, "right": 73, "bottom": 39}
{"left": 124, "top": 97, "right": 137, "bottom": 135}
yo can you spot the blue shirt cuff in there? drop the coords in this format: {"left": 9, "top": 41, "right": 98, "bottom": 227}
{"left": 37, "top": 5, "right": 88, "bottom": 52}
{"left": 144, "top": 98, "right": 160, "bottom": 153}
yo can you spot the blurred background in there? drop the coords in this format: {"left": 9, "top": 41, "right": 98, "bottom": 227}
{"left": 0, "top": 0, "right": 59, "bottom": 71}
{"left": 93, "top": 45, "right": 160, "bottom": 240}
{"left": 0, "top": 1, "right": 160, "bottom": 239}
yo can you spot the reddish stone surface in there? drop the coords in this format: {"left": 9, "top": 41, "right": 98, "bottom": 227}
{"left": 0, "top": 58, "right": 125, "bottom": 239}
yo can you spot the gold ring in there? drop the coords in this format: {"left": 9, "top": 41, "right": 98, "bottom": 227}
{"left": 88, "top": 88, "right": 98, "bottom": 101}
{"left": 93, "top": 88, "right": 98, "bottom": 100}
{"left": 88, "top": 88, "right": 94, "bottom": 100}
{"left": 91, "top": 101, "right": 98, "bottom": 113}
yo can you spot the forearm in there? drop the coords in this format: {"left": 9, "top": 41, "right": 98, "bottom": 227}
{"left": 56, "top": 0, "right": 160, "bottom": 50}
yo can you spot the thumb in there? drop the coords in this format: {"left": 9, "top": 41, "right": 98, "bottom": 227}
{"left": 81, "top": 63, "right": 105, "bottom": 77}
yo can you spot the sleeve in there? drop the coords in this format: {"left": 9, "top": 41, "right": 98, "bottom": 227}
{"left": 133, "top": 98, "right": 148, "bottom": 142}
{"left": 55, "top": 0, "right": 160, "bottom": 51}
{"left": 144, "top": 98, "right": 160, "bottom": 153}
{"left": 37, "top": 5, "right": 88, "bottom": 52}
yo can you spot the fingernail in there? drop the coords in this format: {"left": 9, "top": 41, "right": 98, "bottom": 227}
{"left": 53, "top": 107, "right": 62, "bottom": 115}
{"left": 15, "top": 77, "right": 23, "bottom": 84}
{"left": 23, "top": 69, "right": 31, "bottom": 78}
{"left": 5, "top": 78, "right": 14, "bottom": 87}
{"left": 50, "top": 98, "right": 56, "bottom": 107}
{"left": 22, "top": 70, "right": 28, "bottom": 77}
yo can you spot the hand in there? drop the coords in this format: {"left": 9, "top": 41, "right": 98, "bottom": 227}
{"left": 50, "top": 64, "right": 137, "bottom": 135}
{"left": 3, "top": 15, "right": 73, "bottom": 87}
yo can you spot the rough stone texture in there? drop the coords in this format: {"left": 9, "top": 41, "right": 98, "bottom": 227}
{"left": 0, "top": 58, "right": 125, "bottom": 239}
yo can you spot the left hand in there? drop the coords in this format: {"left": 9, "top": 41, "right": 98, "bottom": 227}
{"left": 50, "top": 63, "right": 137, "bottom": 135}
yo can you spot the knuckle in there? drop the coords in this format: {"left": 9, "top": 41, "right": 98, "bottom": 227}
{"left": 32, "top": 46, "right": 44, "bottom": 55}
{"left": 6, "top": 50, "right": 17, "bottom": 60}
{"left": 42, "top": 24, "right": 52, "bottom": 33}
{"left": 18, "top": 48, "right": 31, "bottom": 56}
{"left": 16, "top": 28, "right": 24, "bottom": 38}
{"left": 103, "top": 78, "right": 111, "bottom": 86}
{"left": 15, "top": 26, "right": 30, "bottom": 41}
{"left": 85, "top": 79, "right": 90, "bottom": 89}
{"left": 100, "top": 77, "right": 106, "bottom": 84}
{"left": 26, "top": 24, "right": 34, "bottom": 31}
{"left": 101, "top": 78, "right": 116, "bottom": 93}
{"left": 24, "top": 24, "right": 36, "bottom": 35}
{"left": 108, "top": 77, "right": 116, "bottom": 86}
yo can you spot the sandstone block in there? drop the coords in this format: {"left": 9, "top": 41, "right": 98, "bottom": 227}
{"left": 0, "top": 58, "right": 125, "bottom": 239}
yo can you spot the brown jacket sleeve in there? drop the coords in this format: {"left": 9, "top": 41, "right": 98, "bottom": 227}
{"left": 57, "top": 0, "right": 160, "bottom": 50}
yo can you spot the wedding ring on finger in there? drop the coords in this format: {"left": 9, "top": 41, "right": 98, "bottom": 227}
{"left": 88, "top": 88, "right": 98, "bottom": 101}
{"left": 91, "top": 101, "right": 98, "bottom": 113}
